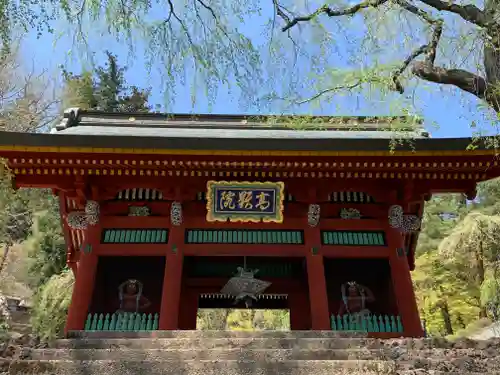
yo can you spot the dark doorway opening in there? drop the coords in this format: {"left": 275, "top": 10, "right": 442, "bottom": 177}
{"left": 324, "top": 257, "right": 396, "bottom": 316}
{"left": 90, "top": 256, "right": 165, "bottom": 315}
{"left": 182, "top": 256, "right": 306, "bottom": 330}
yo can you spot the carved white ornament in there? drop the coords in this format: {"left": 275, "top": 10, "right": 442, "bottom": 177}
{"left": 86, "top": 215, "right": 99, "bottom": 226}
{"left": 85, "top": 200, "right": 100, "bottom": 217}
{"left": 307, "top": 204, "right": 321, "bottom": 227}
{"left": 340, "top": 208, "right": 361, "bottom": 219}
{"left": 170, "top": 201, "right": 183, "bottom": 226}
{"left": 388, "top": 205, "right": 421, "bottom": 233}
{"left": 128, "top": 206, "right": 151, "bottom": 216}
{"left": 85, "top": 200, "right": 100, "bottom": 226}
{"left": 388, "top": 205, "right": 404, "bottom": 228}
{"left": 66, "top": 200, "right": 101, "bottom": 229}
{"left": 67, "top": 211, "right": 89, "bottom": 230}
{"left": 402, "top": 215, "right": 421, "bottom": 233}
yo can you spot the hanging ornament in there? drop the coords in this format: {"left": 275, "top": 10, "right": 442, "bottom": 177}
{"left": 340, "top": 208, "right": 361, "bottom": 219}
{"left": 67, "top": 211, "right": 89, "bottom": 230}
{"left": 220, "top": 257, "right": 271, "bottom": 308}
{"left": 170, "top": 201, "right": 183, "bottom": 226}
{"left": 128, "top": 206, "right": 151, "bottom": 217}
{"left": 307, "top": 204, "right": 321, "bottom": 227}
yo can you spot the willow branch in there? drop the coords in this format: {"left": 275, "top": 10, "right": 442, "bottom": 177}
{"left": 279, "top": 0, "right": 389, "bottom": 32}
{"left": 294, "top": 81, "right": 364, "bottom": 104}
{"left": 274, "top": 0, "right": 500, "bottom": 111}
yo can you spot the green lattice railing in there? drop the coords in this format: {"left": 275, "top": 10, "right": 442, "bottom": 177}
{"left": 101, "top": 229, "right": 169, "bottom": 244}
{"left": 84, "top": 312, "right": 159, "bottom": 332}
{"left": 321, "top": 231, "right": 386, "bottom": 246}
{"left": 186, "top": 229, "right": 304, "bottom": 244}
{"left": 331, "top": 314, "right": 403, "bottom": 333}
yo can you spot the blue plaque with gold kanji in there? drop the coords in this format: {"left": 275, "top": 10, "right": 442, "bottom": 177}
{"left": 206, "top": 181, "right": 285, "bottom": 223}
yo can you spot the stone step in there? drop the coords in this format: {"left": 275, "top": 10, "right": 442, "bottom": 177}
{"left": 67, "top": 330, "right": 367, "bottom": 339}
{"left": 29, "top": 348, "right": 392, "bottom": 361}
{"left": 53, "top": 337, "right": 461, "bottom": 350}
{"left": 2, "top": 359, "right": 396, "bottom": 375}
{"left": 399, "top": 356, "right": 500, "bottom": 373}
{"left": 27, "top": 347, "right": 498, "bottom": 362}
{"left": 51, "top": 337, "right": 396, "bottom": 350}
{"left": 399, "top": 373, "right": 500, "bottom": 375}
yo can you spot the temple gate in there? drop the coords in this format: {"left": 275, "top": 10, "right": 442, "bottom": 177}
{"left": 0, "top": 109, "right": 498, "bottom": 338}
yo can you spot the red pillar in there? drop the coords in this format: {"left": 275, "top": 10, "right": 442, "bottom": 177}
{"left": 178, "top": 289, "right": 198, "bottom": 330}
{"left": 289, "top": 290, "right": 311, "bottom": 330}
{"left": 306, "top": 255, "right": 330, "bottom": 330}
{"left": 65, "top": 226, "right": 99, "bottom": 333}
{"left": 387, "top": 227, "right": 424, "bottom": 337}
{"left": 304, "top": 222, "right": 330, "bottom": 330}
{"left": 159, "top": 224, "right": 184, "bottom": 330}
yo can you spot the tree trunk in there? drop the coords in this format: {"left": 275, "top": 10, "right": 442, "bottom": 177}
{"left": 440, "top": 301, "right": 454, "bottom": 335}
{"left": 223, "top": 309, "right": 230, "bottom": 330}
{"left": 456, "top": 313, "right": 466, "bottom": 329}
{"left": 484, "top": 0, "right": 500, "bottom": 110}
{"left": 477, "top": 242, "right": 488, "bottom": 318}
{"left": 0, "top": 243, "right": 10, "bottom": 274}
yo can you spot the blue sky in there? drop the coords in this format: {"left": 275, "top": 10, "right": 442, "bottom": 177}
{"left": 19, "top": 1, "right": 497, "bottom": 138}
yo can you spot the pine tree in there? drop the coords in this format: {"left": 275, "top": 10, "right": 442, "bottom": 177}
{"left": 62, "top": 51, "right": 151, "bottom": 112}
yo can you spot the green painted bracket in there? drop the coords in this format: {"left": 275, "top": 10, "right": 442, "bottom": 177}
{"left": 311, "top": 247, "right": 319, "bottom": 255}
{"left": 82, "top": 244, "right": 92, "bottom": 254}
{"left": 171, "top": 244, "right": 178, "bottom": 254}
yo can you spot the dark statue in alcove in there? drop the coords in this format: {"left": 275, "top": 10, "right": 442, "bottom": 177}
{"left": 338, "top": 281, "right": 375, "bottom": 317}
{"left": 117, "top": 279, "right": 151, "bottom": 313}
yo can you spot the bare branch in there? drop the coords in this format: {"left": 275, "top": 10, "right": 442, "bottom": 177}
{"left": 396, "top": 0, "right": 440, "bottom": 27}
{"left": 272, "top": 0, "right": 291, "bottom": 26}
{"left": 273, "top": 0, "right": 500, "bottom": 112}
{"left": 412, "top": 63, "right": 500, "bottom": 111}
{"left": 394, "top": 0, "right": 500, "bottom": 110}
{"left": 418, "top": 0, "right": 490, "bottom": 28}
{"left": 391, "top": 45, "right": 429, "bottom": 93}
{"left": 278, "top": 0, "right": 389, "bottom": 32}
{"left": 390, "top": 0, "right": 444, "bottom": 93}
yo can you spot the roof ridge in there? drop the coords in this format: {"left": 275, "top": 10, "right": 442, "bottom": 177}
{"left": 55, "top": 108, "right": 425, "bottom": 133}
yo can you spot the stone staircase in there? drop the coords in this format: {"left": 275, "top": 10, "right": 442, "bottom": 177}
{"left": 2, "top": 331, "right": 500, "bottom": 375}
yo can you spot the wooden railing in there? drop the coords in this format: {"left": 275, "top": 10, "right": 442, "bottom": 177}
{"left": 331, "top": 314, "right": 403, "bottom": 333}
{"left": 84, "top": 312, "right": 159, "bottom": 332}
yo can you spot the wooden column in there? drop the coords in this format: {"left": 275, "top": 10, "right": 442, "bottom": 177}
{"left": 387, "top": 227, "right": 424, "bottom": 337}
{"left": 289, "top": 290, "right": 311, "bottom": 330}
{"left": 178, "top": 289, "right": 198, "bottom": 330}
{"left": 306, "top": 253, "right": 330, "bottom": 330}
{"left": 159, "top": 223, "right": 184, "bottom": 330}
{"left": 65, "top": 225, "right": 99, "bottom": 333}
{"left": 304, "top": 195, "right": 330, "bottom": 331}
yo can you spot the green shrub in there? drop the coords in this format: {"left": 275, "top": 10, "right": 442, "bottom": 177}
{"left": 30, "top": 270, "right": 73, "bottom": 342}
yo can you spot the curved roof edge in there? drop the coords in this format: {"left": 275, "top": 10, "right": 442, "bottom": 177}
{"left": 55, "top": 108, "right": 427, "bottom": 135}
